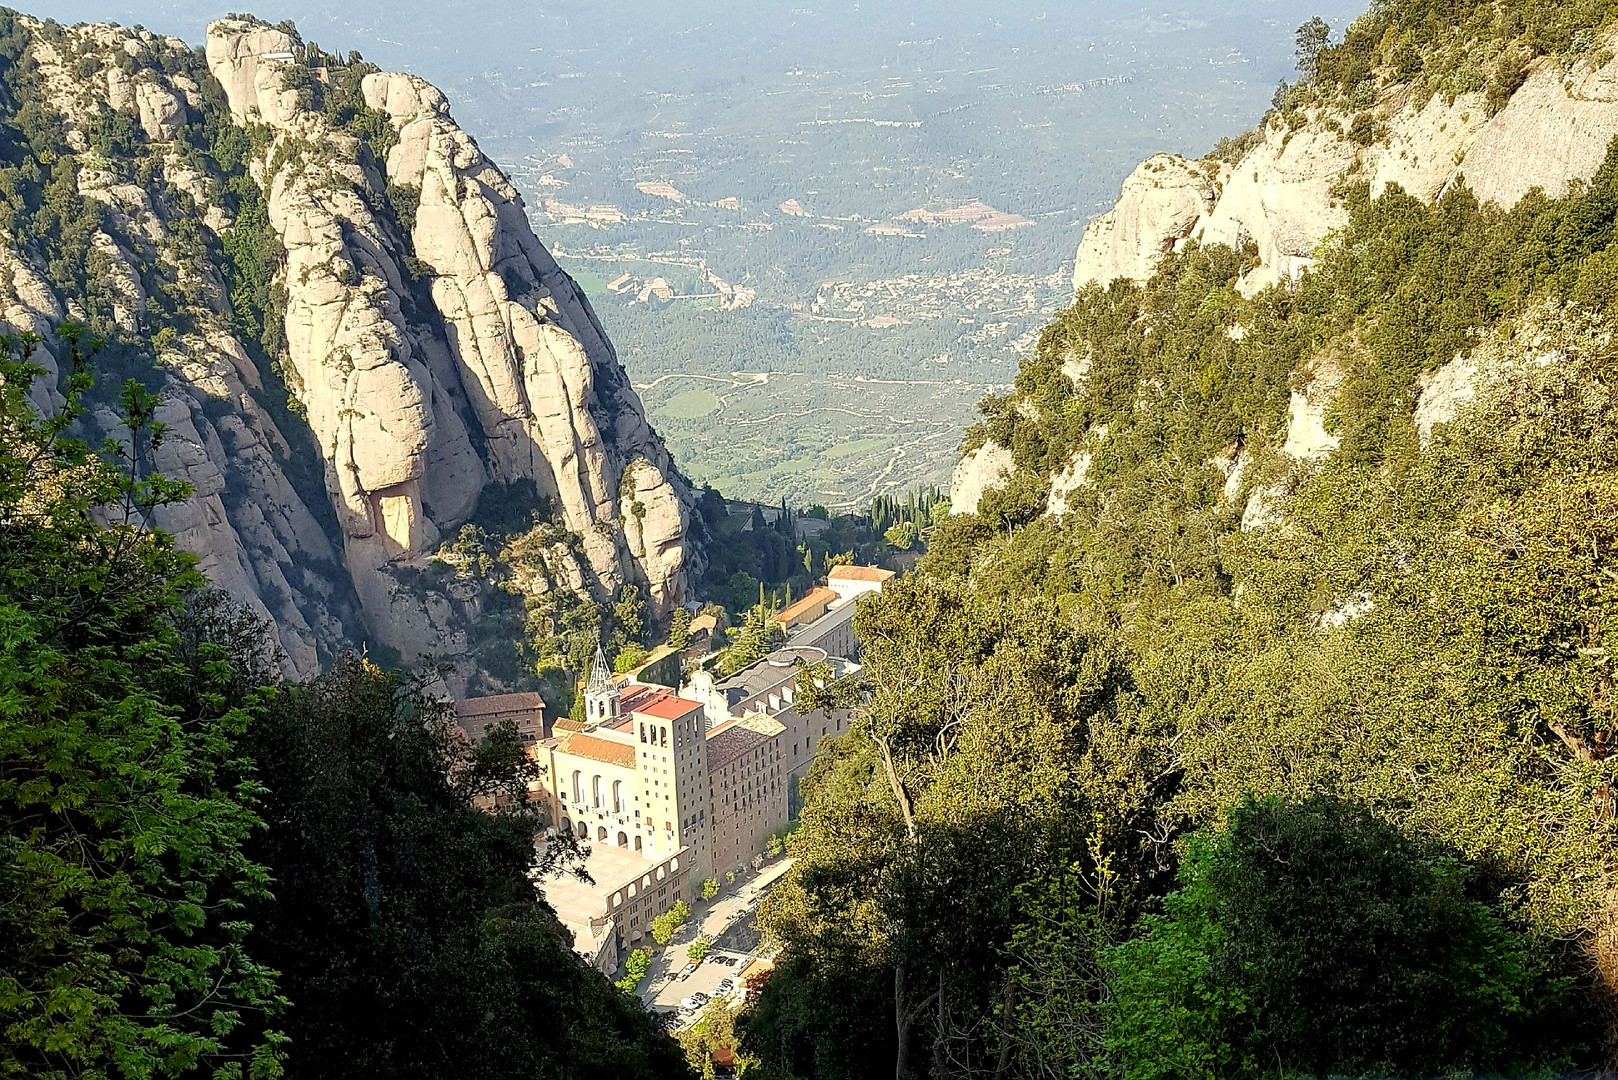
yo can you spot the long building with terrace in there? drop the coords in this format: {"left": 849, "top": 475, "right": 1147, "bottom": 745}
{"left": 525, "top": 568, "right": 887, "bottom": 973}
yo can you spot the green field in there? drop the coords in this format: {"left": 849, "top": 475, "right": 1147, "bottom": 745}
{"left": 823, "top": 437, "right": 887, "bottom": 460}
{"left": 631, "top": 372, "right": 983, "bottom": 509}
{"left": 657, "top": 389, "right": 723, "bottom": 419}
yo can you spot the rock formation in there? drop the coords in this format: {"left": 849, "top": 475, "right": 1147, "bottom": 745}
{"left": 1073, "top": 155, "right": 1226, "bottom": 290}
{"left": 949, "top": 441, "right": 1014, "bottom": 516}
{"left": 1074, "top": 37, "right": 1618, "bottom": 297}
{"left": 0, "top": 15, "right": 698, "bottom": 683}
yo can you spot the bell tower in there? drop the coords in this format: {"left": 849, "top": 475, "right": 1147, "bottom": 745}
{"left": 584, "top": 641, "right": 620, "bottom": 727}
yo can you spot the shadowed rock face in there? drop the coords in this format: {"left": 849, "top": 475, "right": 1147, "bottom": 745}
{"left": 1, "top": 14, "right": 698, "bottom": 680}
{"left": 1075, "top": 34, "right": 1618, "bottom": 299}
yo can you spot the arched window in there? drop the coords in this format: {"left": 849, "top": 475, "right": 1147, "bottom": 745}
{"left": 560, "top": 816, "right": 571, "bottom": 834}
{"left": 571, "top": 770, "right": 582, "bottom": 802}
{"left": 592, "top": 774, "right": 602, "bottom": 807}
{"left": 576, "top": 820, "right": 588, "bottom": 839}
{"left": 597, "top": 826, "right": 608, "bottom": 841}
{"left": 660, "top": 726, "right": 668, "bottom": 748}
{"left": 617, "top": 831, "right": 629, "bottom": 847}
{"left": 612, "top": 779, "right": 624, "bottom": 813}
{"left": 634, "top": 835, "right": 642, "bottom": 852}
{"left": 640, "top": 722, "right": 647, "bottom": 743}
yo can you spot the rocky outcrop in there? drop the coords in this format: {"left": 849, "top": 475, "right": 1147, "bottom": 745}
{"left": 352, "top": 64, "right": 694, "bottom": 610}
{"left": 1044, "top": 452, "right": 1091, "bottom": 518}
{"left": 1454, "top": 52, "right": 1618, "bottom": 207}
{"left": 1075, "top": 34, "right": 1618, "bottom": 297}
{"left": 1074, "top": 155, "right": 1225, "bottom": 290}
{"left": 2, "top": 15, "right": 698, "bottom": 681}
{"left": 1414, "top": 353, "right": 1478, "bottom": 445}
{"left": 949, "top": 441, "right": 1014, "bottom": 516}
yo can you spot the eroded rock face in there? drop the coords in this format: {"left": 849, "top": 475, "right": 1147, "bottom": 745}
{"left": 200, "top": 17, "right": 698, "bottom": 662}
{"left": 1074, "top": 34, "right": 1618, "bottom": 297}
{"left": 1, "top": 15, "right": 697, "bottom": 680}
{"left": 1414, "top": 353, "right": 1479, "bottom": 445}
{"left": 1074, "top": 155, "right": 1225, "bottom": 290}
{"left": 1198, "top": 124, "right": 1357, "bottom": 295}
{"left": 950, "top": 441, "right": 1014, "bottom": 516}
{"left": 1044, "top": 451, "right": 1091, "bottom": 518}
{"left": 1454, "top": 51, "right": 1618, "bottom": 206}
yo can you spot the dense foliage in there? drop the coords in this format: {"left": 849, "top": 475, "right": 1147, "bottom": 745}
{"left": 0, "top": 327, "right": 693, "bottom": 1077}
{"left": 745, "top": 22, "right": 1618, "bottom": 1080}
{"left": 0, "top": 333, "right": 285, "bottom": 1080}
{"left": 240, "top": 656, "right": 689, "bottom": 1080}
{"left": 1105, "top": 797, "right": 1578, "bottom": 1080}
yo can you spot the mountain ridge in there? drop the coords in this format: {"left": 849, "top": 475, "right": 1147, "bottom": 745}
{"left": 0, "top": 10, "right": 699, "bottom": 686}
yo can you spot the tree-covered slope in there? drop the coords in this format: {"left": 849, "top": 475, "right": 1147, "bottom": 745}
{"left": 0, "top": 337, "right": 692, "bottom": 1078}
{"left": 747, "top": 4, "right": 1618, "bottom": 1078}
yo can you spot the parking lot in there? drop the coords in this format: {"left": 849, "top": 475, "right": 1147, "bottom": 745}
{"left": 648, "top": 949, "right": 751, "bottom": 1019}
{"left": 637, "top": 858, "right": 794, "bottom": 1026}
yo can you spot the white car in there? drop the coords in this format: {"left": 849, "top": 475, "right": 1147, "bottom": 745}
{"left": 713, "top": 978, "right": 736, "bottom": 997}
{"left": 678, "top": 992, "right": 709, "bottom": 1012}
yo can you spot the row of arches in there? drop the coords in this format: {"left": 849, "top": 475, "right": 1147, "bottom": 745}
{"left": 570, "top": 770, "right": 626, "bottom": 812}
{"left": 558, "top": 817, "right": 643, "bottom": 851}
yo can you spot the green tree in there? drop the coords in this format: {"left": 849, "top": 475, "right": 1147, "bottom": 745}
{"left": 614, "top": 584, "right": 648, "bottom": 648}
{"left": 617, "top": 949, "right": 653, "bottom": 995}
{"left": 678, "top": 1001, "right": 757, "bottom": 1080}
{"left": 687, "top": 936, "right": 712, "bottom": 963}
{"left": 242, "top": 656, "right": 687, "bottom": 1079}
{"left": 0, "top": 332, "right": 286, "bottom": 1080}
{"left": 700, "top": 878, "right": 719, "bottom": 900}
{"left": 883, "top": 520, "right": 918, "bottom": 551}
{"left": 651, "top": 899, "right": 692, "bottom": 946}
{"left": 716, "top": 604, "right": 782, "bottom": 676}
{"left": 1105, "top": 796, "right": 1576, "bottom": 1080}
{"left": 1294, "top": 16, "right": 1330, "bottom": 80}
{"left": 615, "top": 642, "right": 649, "bottom": 673}
{"left": 668, "top": 606, "right": 693, "bottom": 652}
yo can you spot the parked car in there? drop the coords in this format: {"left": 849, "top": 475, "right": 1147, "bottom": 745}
{"left": 714, "top": 978, "right": 736, "bottom": 997}
{"left": 678, "top": 992, "right": 710, "bottom": 1012}
{"left": 677, "top": 963, "right": 699, "bottom": 981}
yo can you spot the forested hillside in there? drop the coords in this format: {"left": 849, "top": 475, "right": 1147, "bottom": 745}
{"left": 747, "top": 1, "right": 1618, "bottom": 1076}
{"left": 0, "top": 336, "right": 691, "bottom": 1077}
{"left": 0, "top": 10, "right": 702, "bottom": 1077}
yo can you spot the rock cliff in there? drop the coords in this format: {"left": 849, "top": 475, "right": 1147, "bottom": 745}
{"left": 1074, "top": 36, "right": 1618, "bottom": 297}
{"left": 1024, "top": 26, "right": 1618, "bottom": 530}
{"left": 1072, "top": 154, "right": 1225, "bottom": 291}
{"left": 0, "top": 14, "right": 698, "bottom": 684}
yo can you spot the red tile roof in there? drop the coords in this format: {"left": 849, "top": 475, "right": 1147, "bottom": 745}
{"left": 634, "top": 694, "right": 703, "bottom": 721}
{"left": 827, "top": 565, "right": 894, "bottom": 583}
{"left": 778, "top": 586, "right": 837, "bottom": 624}
{"left": 619, "top": 684, "right": 670, "bottom": 712}
{"left": 559, "top": 733, "right": 637, "bottom": 768}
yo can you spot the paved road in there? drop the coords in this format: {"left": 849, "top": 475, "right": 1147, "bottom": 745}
{"left": 640, "top": 858, "right": 793, "bottom": 1022}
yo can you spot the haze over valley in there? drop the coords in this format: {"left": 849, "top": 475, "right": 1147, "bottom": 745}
{"left": 33, "top": 0, "right": 1356, "bottom": 505}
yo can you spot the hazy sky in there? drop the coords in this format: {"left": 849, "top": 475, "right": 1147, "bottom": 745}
{"left": 25, "top": 0, "right": 1368, "bottom": 151}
